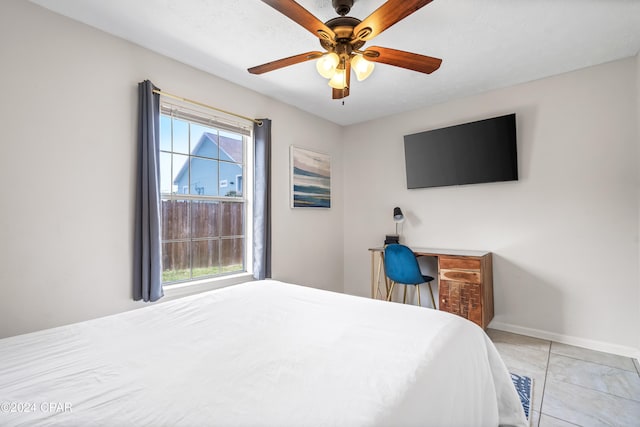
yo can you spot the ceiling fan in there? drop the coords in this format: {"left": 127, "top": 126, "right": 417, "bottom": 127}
{"left": 247, "top": 0, "right": 442, "bottom": 100}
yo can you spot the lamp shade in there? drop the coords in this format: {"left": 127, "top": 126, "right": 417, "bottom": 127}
{"left": 351, "top": 54, "right": 375, "bottom": 81}
{"left": 328, "top": 68, "right": 348, "bottom": 89}
{"left": 393, "top": 207, "right": 404, "bottom": 222}
{"left": 316, "top": 52, "right": 339, "bottom": 79}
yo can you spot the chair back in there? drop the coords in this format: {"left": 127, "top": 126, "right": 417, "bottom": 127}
{"left": 384, "top": 244, "right": 426, "bottom": 285}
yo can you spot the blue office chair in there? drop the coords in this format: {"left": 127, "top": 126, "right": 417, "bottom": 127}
{"left": 384, "top": 244, "right": 436, "bottom": 308}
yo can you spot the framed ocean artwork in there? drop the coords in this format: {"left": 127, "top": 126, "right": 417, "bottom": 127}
{"left": 290, "top": 146, "right": 331, "bottom": 208}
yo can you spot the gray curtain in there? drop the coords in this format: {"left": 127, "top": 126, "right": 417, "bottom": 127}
{"left": 253, "top": 119, "right": 271, "bottom": 280}
{"left": 134, "top": 80, "right": 163, "bottom": 302}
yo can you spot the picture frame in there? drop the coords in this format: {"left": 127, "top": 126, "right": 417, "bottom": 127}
{"left": 290, "top": 146, "right": 331, "bottom": 208}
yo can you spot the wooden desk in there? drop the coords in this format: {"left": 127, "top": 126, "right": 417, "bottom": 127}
{"left": 369, "top": 247, "right": 494, "bottom": 329}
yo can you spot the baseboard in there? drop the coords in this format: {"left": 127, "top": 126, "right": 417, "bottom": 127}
{"left": 489, "top": 320, "right": 640, "bottom": 362}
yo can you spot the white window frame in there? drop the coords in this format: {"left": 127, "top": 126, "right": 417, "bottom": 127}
{"left": 159, "top": 100, "right": 254, "bottom": 298}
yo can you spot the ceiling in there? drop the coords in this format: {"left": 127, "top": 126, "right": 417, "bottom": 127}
{"left": 31, "top": 0, "right": 640, "bottom": 126}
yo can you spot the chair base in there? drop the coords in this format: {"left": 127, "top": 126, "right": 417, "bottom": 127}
{"left": 387, "top": 281, "right": 437, "bottom": 309}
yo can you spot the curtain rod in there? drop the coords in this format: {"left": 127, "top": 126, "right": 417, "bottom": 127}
{"left": 152, "top": 89, "right": 262, "bottom": 126}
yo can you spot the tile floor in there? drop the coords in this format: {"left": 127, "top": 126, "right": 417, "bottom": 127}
{"left": 487, "top": 329, "right": 640, "bottom": 426}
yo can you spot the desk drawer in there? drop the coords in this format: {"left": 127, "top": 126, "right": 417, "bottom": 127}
{"left": 439, "top": 280, "right": 483, "bottom": 326}
{"left": 439, "top": 256, "right": 481, "bottom": 271}
{"left": 439, "top": 269, "right": 481, "bottom": 284}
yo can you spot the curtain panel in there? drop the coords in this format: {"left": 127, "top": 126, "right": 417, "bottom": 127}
{"left": 134, "top": 80, "right": 163, "bottom": 302}
{"left": 253, "top": 119, "right": 272, "bottom": 280}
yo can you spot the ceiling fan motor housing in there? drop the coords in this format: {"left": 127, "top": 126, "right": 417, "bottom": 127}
{"left": 320, "top": 16, "right": 365, "bottom": 53}
{"left": 332, "top": 0, "right": 354, "bottom": 16}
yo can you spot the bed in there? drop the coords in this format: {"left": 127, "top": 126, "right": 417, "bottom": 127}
{"left": 0, "top": 280, "right": 527, "bottom": 426}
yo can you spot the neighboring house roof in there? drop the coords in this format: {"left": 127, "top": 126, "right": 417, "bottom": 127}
{"left": 173, "top": 132, "right": 242, "bottom": 185}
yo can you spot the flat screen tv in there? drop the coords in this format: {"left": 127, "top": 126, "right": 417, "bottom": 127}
{"left": 403, "top": 113, "right": 518, "bottom": 189}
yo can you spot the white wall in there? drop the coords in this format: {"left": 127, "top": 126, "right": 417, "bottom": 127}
{"left": 637, "top": 53, "right": 640, "bottom": 354}
{"left": 0, "top": 0, "right": 344, "bottom": 338}
{"left": 343, "top": 58, "right": 640, "bottom": 356}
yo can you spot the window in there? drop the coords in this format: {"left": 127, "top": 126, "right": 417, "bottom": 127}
{"left": 159, "top": 103, "right": 252, "bottom": 284}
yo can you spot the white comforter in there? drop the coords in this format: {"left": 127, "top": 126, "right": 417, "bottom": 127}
{"left": 0, "top": 280, "right": 527, "bottom": 426}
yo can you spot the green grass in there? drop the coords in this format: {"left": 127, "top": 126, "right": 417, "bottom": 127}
{"left": 163, "top": 264, "right": 244, "bottom": 284}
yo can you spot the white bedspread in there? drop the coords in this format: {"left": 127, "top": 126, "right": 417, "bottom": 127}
{"left": 0, "top": 280, "right": 527, "bottom": 426}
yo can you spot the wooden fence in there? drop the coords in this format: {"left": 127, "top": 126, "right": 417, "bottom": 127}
{"left": 161, "top": 200, "right": 244, "bottom": 272}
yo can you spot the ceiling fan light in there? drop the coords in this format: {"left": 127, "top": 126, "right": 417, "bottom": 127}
{"left": 351, "top": 54, "right": 375, "bottom": 81}
{"left": 316, "top": 52, "right": 339, "bottom": 79}
{"left": 328, "top": 68, "right": 348, "bottom": 89}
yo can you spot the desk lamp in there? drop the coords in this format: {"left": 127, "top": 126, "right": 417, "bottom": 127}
{"left": 385, "top": 207, "right": 405, "bottom": 245}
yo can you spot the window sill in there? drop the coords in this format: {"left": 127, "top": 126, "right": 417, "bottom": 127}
{"left": 162, "top": 272, "right": 254, "bottom": 300}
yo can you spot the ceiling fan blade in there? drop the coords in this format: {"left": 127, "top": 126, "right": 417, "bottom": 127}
{"left": 261, "top": 0, "right": 335, "bottom": 41}
{"left": 248, "top": 51, "right": 324, "bottom": 75}
{"left": 332, "top": 61, "right": 351, "bottom": 99}
{"left": 364, "top": 46, "right": 442, "bottom": 74}
{"left": 353, "top": 0, "right": 433, "bottom": 41}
